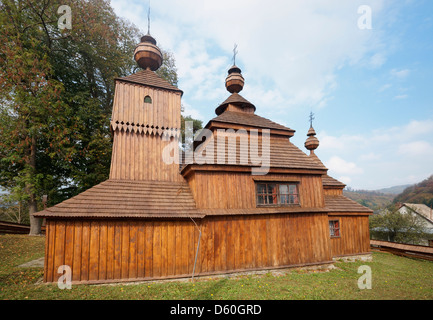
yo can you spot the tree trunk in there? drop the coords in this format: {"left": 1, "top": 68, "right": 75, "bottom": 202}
{"left": 27, "top": 135, "right": 42, "bottom": 235}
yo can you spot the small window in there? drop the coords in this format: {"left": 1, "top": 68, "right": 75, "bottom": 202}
{"left": 144, "top": 95, "right": 152, "bottom": 104}
{"left": 256, "top": 183, "right": 299, "bottom": 206}
{"left": 329, "top": 220, "right": 340, "bottom": 238}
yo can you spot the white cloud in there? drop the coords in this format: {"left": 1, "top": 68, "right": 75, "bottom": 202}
{"left": 317, "top": 119, "right": 433, "bottom": 189}
{"left": 326, "top": 156, "right": 364, "bottom": 175}
{"left": 390, "top": 68, "right": 410, "bottom": 79}
{"left": 398, "top": 141, "right": 433, "bottom": 157}
{"left": 378, "top": 83, "right": 392, "bottom": 92}
{"left": 112, "top": 0, "right": 388, "bottom": 112}
{"left": 394, "top": 94, "right": 408, "bottom": 100}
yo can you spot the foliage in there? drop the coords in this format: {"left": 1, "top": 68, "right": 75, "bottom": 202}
{"left": 343, "top": 190, "right": 394, "bottom": 213}
{"left": 0, "top": 0, "right": 201, "bottom": 229}
{"left": 180, "top": 115, "right": 203, "bottom": 152}
{"left": 369, "top": 204, "right": 429, "bottom": 244}
{"left": 1, "top": 235, "right": 433, "bottom": 300}
{"left": 0, "top": 0, "right": 139, "bottom": 228}
{"left": 393, "top": 175, "right": 433, "bottom": 207}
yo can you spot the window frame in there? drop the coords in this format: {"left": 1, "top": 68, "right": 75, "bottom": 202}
{"left": 144, "top": 95, "right": 152, "bottom": 104}
{"left": 255, "top": 182, "right": 300, "bottom": 207}
{"left": 329, "top": 219, "right": 341, "bottom": 238}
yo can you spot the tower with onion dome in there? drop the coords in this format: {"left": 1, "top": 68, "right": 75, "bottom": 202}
{"left": 109, "top": 32, "right": 184, "bottom": 182}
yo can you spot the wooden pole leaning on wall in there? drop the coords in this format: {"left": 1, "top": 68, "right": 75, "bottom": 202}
{"left": 190, "top": 217, "right": 202, "bottom": 282}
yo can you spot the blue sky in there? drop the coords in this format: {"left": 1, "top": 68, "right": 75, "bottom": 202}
{"left": 111, "top": 0, "right": 433, "bottom": 190}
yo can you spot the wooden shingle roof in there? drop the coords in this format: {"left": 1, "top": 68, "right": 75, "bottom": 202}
{"left": 210, "top": 111, "right": 294, "bottom": 133}
{"left": 325, "top": 195, "right": 373, "bottom": 214}
{"left": 215, "top": 93, "right": 256, "bottom": 115}
{"left": 181, "top": 134, "right": 328, "bottom": 172}
{"left": 115, "top": 69, "right": 183, "bottom": 94}
{"left": 34, "top": 179, "right": 204, "bottom": 219}
{"left": 322, "top": 174, "right": 346, "bottom": 188}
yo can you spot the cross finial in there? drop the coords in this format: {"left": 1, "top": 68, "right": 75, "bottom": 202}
{"left": 147, "top": 1, "right": 151, "bottom": 35}
{"left": 309, "top": 111, "right": 315, "bottom": 128}
{"left": 233, "top": 43, "right": 238, "bottom": 65}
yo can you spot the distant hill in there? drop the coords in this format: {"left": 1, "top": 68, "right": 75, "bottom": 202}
{"left": 393, "top": 175, "right": 433, "bottom": 207}
{"left": 376, "top": 184, "right": 413, "bottom": 195}
{"left": 343, "top": 190, "right": 395, "bottom": 212}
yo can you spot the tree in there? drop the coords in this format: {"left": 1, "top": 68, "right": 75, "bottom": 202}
{"left": 369, "top": 204, "right": 428, "bottom": 244}
{"left": 0, "top": 0, "right": 201, "bottom": 235}
{"left": 0, "top": 0, "right": 139, "bottom": 234}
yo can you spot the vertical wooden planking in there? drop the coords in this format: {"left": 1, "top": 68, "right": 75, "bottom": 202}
{"left": 89, "top": 221, "right": 100, "bottom": 281}
{"left": 72, "top": 221, "right": 82, "bottom": 282}
{"left": 160, "top": 221, "right": 168, "bottom": 277}
{"left": 64, "top": 221, "right": 74, "bottom": 279}
{"left": 144, "top": 221, "right": 153, "bottom": 278}
{"left": 53, "top": 221, "right": 66, "bottom": 284}
{"left": 106, "top": 221, "right": 115, "bottom": 280}
{"left": 137, "top": 222, "right": 145, "bottom": 278}
{"left": 113, "top": 222, "right": 122, "bottom": 280}
{"left": 121, "top": 221, "right": 130, "bottom": 279}
{"left": 153, "top": 221, "right": 161, "bottom": 277}
{"left": 46, "top": 220, "right": 56, "bottom": 282}
{"left": 166, "top": 221, "right": 175, "bottom": 276}
{"left": 129, "top": 221, "right": 137, "bottom": 279}
{"left": 81, "top": 221, "right": 90, "bottom": 282}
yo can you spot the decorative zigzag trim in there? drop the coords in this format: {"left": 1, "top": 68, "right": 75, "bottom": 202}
{"left": 110, "top": 121, "right": 180, "bottom": 138}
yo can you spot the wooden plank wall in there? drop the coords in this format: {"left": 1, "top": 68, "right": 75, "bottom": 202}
{"left": 44, "top": 213, "right": 332, "bottom": 283}
{"left": 111, "top": 82, "right": 181, "bottom": 130}
{"left": 329, "top": 215, "right": 371, "bottom": 257}
{"left": 109, "top": 132, "right": 182, "bottom": 182}
{"left": 188, "top": 172, "right": 325, "bottom": 209}
{"left": 323, "top": 188, "right": 343, "bottom": 196}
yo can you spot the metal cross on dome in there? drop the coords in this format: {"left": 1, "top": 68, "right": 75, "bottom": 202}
{"left": 309, "top": 111, "right": 315, "bottom": 128}
{"left": 233, "top": 44, "right": 238, "bottom": 66}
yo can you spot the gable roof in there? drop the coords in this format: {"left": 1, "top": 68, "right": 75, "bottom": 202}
{"left": 210, "top": 111, "right": 295, "bottom": 133}
{"left": 325, "top": 194, "right": 373, "bottom": 214}
{"left": 34, "top": 179, "right": 203, "bottom": 219}
{"left": 322, "top": 174, "right": 346, "bottom": 188}
{"left": 115, "top": 69, "right": 183, "bottom": 94}
{"left": 401, "top": 203, "right": 433, "bottom": 223}
{"left": 215, "top": 93, "right": 256, "bottom": 115}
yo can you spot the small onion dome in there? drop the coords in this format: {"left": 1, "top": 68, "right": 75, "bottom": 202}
{"left": 305, "top": 126, "right": 320, "bottom": 152}
{"left": 134, "top": 34, "right": 163, "bottom": 71}
{"left": 225, "top": 65, "right": 245, "bottom": 93}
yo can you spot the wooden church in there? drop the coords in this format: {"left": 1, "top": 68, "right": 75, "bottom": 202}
{"left": 35, "top": 32, "right": 372, "bottom": 284}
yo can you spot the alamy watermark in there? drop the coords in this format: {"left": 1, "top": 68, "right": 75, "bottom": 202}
{"left": 357, "top": 265, "right": 372, "bottom": 289}
{"left": 57, "top": 265, "right": 72, "bottom": 289}
{"left": 162, "top": 121, "right": 271, "bottom": 175}
{"left": 57, "top": 5, "right": 72, "bottom": 30}
{"left": 358, "top": 5, "right": 372, "bottom": 30}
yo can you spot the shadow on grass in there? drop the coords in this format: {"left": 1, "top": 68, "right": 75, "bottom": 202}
{"left": 193, "top": 277, "right": 229, "bottom": 300}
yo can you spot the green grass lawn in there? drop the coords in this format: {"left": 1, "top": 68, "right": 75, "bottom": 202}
{"left": 1, "top": 234, "right": 432, "bottom": 300}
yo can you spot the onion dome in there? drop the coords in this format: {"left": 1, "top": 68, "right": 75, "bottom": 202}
{"left": 304, "top": 126, "right": 320, "bottom": 153}
{"left": 225, "top": 65, "right": 245, "bottom": 93}
{"left": 133, "top": 34, "right": 163, "bottom": 71}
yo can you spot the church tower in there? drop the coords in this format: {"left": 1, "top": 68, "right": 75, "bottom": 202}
{"left": 109, "top": 33, "right": 183, "bottom": 182}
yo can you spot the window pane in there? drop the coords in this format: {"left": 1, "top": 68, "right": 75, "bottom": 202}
{"left": 289, "top": 185, "right": 297, "bottom": 194}
{"left": 257, "top": 194, "right": 266, "bottom": 205}
{"left": 267, "top": 184, "right": 277, "bottom": 194}
{"left": 257, "top": 184, "right": 266, "bottom": 194}
{"left": 279, "top": 184, "right": 288, "bottom": 194}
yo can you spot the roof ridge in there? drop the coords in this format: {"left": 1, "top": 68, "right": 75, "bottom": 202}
{"left": 115, "top": 69, "right": 183, "bottom": 94}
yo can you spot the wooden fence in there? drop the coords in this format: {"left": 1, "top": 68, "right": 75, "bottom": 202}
{"left": 370, "top": 239, "right": 433, "bottom": 261}
{"left": 0, "top": 220, "right": 45, "bottom": 235}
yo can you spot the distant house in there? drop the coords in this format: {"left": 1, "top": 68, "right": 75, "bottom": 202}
{"left": 398, "top": 203, "right": 433, "bottom": 246}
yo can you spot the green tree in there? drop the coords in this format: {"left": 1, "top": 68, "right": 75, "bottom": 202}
{"left": 0, "top": 0, "right": 139, "bottom": 234}
{"left": 369, "top": 204, "right": 428, "bottom": 244}
{"left": 0, "top": 0, "right": 200, "bottom": 234}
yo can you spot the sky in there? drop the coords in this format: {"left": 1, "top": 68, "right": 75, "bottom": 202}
{"left": 111, "top": 0, "right": 433, "bottom": 190}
